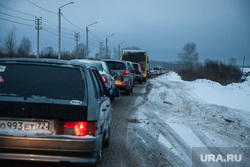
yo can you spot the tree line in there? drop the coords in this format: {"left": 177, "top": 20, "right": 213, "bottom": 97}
{"left": 0, "top": 26, "right": 138, "bottom": 60}
{"left": 177, "top": 42, "right": 243, "bottom": 85}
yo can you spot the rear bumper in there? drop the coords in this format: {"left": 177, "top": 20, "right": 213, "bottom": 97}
{"left": 0, "top": 134, "right": 103, "bottom": 164}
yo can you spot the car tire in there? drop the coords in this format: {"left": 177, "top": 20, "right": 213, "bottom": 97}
{"left": 139, "top": 79, "right": 143, "bottom": 84}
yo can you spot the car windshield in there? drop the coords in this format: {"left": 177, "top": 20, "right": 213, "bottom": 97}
{"left": 105, "top": 61, "right": 126, "bottom": 70}
{"left": 0, "top": 64, "right": 85, "bottom": 100}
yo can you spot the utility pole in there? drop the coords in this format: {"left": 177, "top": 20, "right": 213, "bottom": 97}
{"left": 74, "top": 32, "right": 80, "bottom": 59}
{"left": 105, "top": 34, "right": 115, "bottom": 59}
{"left": 242, "top": 56, "right": 245, "bottom": 74}
{"left": 35, "top": 17, "right": 42, "bottom": 58}
{"left": 99, "top": 41, "right": 104, "bottom": 59}
{"left": 58, "top": 2, "right": 74, "bottom": 60}
{"left": 86, "top": 22, "right": 97, "bottom": 59}
{"left": 118, "top": 41, "right": 125, "bottom": 60}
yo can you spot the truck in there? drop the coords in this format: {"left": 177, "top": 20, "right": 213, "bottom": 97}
{"left": 122, "top": 50, "right": 148, "bottom": 82}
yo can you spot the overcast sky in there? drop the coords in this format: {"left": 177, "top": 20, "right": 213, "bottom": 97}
{"left": 0, "top": 0, "right": 249, "bottom": 65}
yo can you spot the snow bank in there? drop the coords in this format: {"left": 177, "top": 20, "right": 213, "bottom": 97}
{"left": 165, "top": 72, "right": 250, "bottom": 112}
{"left": 191, "top": 77, "right": 250, "bottom": 112}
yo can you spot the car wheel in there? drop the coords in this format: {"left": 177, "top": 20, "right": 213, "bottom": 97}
{"left": 139, "top": 79, "right": 143, "bottom": 84}
{"left": 103, "top": 129, "right": 110, "bottom": 148}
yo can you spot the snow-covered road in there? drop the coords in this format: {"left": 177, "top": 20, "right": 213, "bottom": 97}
{"left": 130, "top": 72, "right": 249, "bottom": 167}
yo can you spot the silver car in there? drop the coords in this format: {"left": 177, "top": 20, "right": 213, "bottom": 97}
{"left": 0, "top": 58, "right": 112, "bottom": 166}
{"left": 104, "top": 60, "right": 134, "bottom": 95}
{"left": 72, "top": 59, "right": 116, "bottom": 90}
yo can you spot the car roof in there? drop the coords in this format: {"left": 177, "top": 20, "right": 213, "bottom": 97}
{"left": 0, "top": 58, "right": 96, "bottom": 69}
{"left": 102, "top": 59, "right": 125, "bottom": 63}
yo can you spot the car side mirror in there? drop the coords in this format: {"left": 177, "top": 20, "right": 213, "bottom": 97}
{"left": 110, "top": 88, "right": 120, "bottom": 97}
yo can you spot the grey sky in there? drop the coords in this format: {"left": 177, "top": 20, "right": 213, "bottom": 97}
{"left": 0, "top": 0, "right": 249, "bottom": 65}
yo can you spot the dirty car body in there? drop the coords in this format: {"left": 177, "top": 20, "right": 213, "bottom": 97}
{"left": 104, "top": 60, "right": 134, "bottom": 95}
{"left": 0, "top": 58, "right": 111, "bottom": 165}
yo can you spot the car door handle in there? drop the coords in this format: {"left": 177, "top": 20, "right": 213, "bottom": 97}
{"left": 102, "top": 108, "right": 107, "bottom": 112}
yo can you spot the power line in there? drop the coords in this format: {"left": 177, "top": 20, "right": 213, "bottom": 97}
{"left": 0, "top": 4, "right": 35, "bottom": 17}
{"left": 89, "top": 30, "right": 104, "bottom": 42}
{"left": 0, "top": 17, "right": 33, "bottom": 27}
{"left": 43, "top": 22, "right": 74, "bottom": 36}
{"left": 0, "top": 11, "right": 34, "bottom": 22}
{"left": 61, "top": 14, "right": 85, "bottom": 31}
{"left": 27, "top": 0, "right": 57, "bottom": 15}
{"left": 43, "top": 29, "right": 74, "bottom": 40}
{"left": 43, "top": 18, "right": 76, "bottom": 33}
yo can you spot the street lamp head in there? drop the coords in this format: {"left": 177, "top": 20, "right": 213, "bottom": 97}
{"left": 106, "top": 34, "right": 115, "bottom": 39}
{"left": 59, "top": 1, "right": 74, "bottom": 9}
{"left": 87, "top": 22, "right": 98, "bottom": 28}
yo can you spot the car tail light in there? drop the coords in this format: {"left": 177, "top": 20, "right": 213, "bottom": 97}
{"left": 102, "top": 75, "right": 108, "bottom": 83}
{"left": 121, "top": 71, "right": 129, "bottom": 75}
{"left": 56, "top": 121, "right": 96, "bottom": 136}
{"left": 125, "top": 81, "right": 128, "bottom": 85}
{"left": 138, "top": 65, "right": 141, "bottom": 73}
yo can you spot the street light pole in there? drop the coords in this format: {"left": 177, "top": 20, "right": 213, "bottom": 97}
{"left": 58, "top": 1, "right": 74, "bottom": 60}
{"left": 86, "top": 22, "right": 97, "bottom": 59}
{"left": 105, "top": 34, "right": 115, "bottom": 59}
{"left": 118, "top": 41, "right": 125, "bottom": 60}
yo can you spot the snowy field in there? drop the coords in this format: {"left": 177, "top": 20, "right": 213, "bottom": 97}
{"left": 131, "top": 72, "right": 250, "bottom": 166}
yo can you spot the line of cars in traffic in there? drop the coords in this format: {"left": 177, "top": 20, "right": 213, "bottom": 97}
{"left": 0, "top": 58, "right": 145, "bottom": 166}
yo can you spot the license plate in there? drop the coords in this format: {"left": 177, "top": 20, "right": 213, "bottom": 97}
{"left": 0, "top": 120, "right": 49, "bottom": 131}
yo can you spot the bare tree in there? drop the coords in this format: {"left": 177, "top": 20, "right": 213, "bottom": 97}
{"left": 72, "top": 43, "right": 87, "bottom": 59}
{"left": 61, "top": 50, "right": 71, "bottom": 60}
{"left": 17, "top": 37, "right": 32, "bottom": 57}
{"left": 228, "top": 58, "right": 237, "bottom": 66}
{"left": 4, "top": 26, "right": 17, "bottom": 57}
{"left": 41, "top": 46, "right": 56, "bottom": 59}
{"left": 124, "top": 46, "right": 140, "bottom": 50}
{"left": 96, "top": 42, "right": 104, "bottom": 60}
{"left": 113, "top": 47, "right": 118, "bottom": 60}
{"left": 178, "top": 42, "right": 199, "bottom": 69}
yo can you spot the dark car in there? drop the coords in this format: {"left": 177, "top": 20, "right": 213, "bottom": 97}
{"left": 132, "top": 63, "right": 143, "bottom": 84}
{"left": 104, "top": 60, "right": 134, "bottom": 95}
{"left": 0, "top": 58, "right": 113, "bottom": 166}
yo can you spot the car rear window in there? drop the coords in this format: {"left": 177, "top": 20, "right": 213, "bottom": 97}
{"left": 0, "top": 64, "right": 85, "bottom": 100}
{"left": 133, "top": 64, "right": 140, "bottom": 73}
{"left": 105, "top": 61, "right": 126, "bottom": 70}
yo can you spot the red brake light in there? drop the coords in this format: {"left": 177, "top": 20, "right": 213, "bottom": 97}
{"left": 121, "top": 71, "right": 129, "bottom": 75}
{"left": 77, "top": 122, "right": 87, "bottom": 136}
{"left": 65, "top": 122, "right": 77, "bottom": 129}
{"left": 57, "top": 121, "right": 95, "bottom": 136}
{"left": 102, "top": 75, "right": 108, "bottom": 83}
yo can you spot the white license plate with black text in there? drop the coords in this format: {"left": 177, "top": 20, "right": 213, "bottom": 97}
{"left": 0, "top": 120, "right": 49, "bottom": 131}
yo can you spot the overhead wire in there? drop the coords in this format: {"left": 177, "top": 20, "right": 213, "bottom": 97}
{"left": 43, "top": 22, "right": 74, "bottom": 36}
{"left": 26, "top": 0, "right": 57, "bottom": 15}
{"left": 0, "top": 2, "right": 107, "bottom": 49}
{"left": 88, "top": 30, "right": 104, "bottom": 42}
{"left": 0, "top": 11, "right": 34, "bottom": 22}
{"left": 43, "top": 18, "right": 75, "bottom": 33}
{"left": 0, "top": 3, "right": 35, "bottom": 17}
{"left": 61, "top": 14, "right": 85, "bottom": 31}
{"left": 0, "top": 17, "right": 33, "bottom": 27}
{"left": 43, "top": 29, "right": 74, "bottom": 40}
